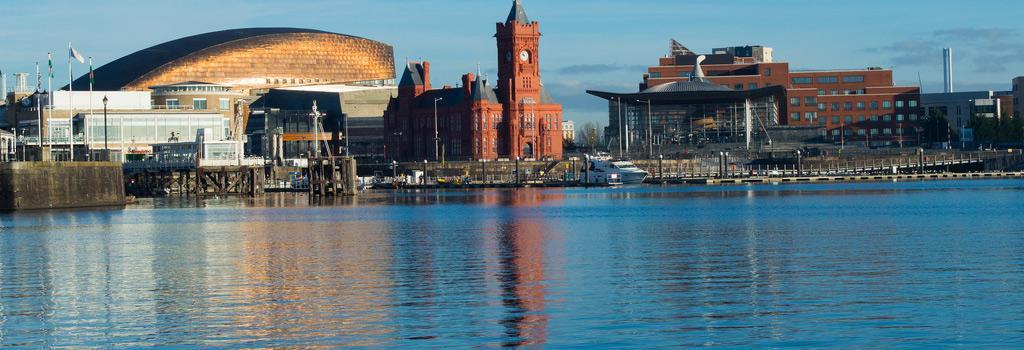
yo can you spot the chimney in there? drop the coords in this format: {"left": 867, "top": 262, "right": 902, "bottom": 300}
{"left": 462, "top": 73, "right": 475, "bottom": 95}
{"left": 422, "top": 61, "right": 432, "bottom": 90}
{"left": 943, "top": 48, "right": 954, "bottom": 93}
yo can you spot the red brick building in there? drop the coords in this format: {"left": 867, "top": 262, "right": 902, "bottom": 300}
{"left": 384, "top": 0, "right": 563, "bottom": 161}
{"left": 644, "top": 41, "right": 924, "bottom": 145}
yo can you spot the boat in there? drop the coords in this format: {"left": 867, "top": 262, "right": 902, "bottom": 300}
{"left": 582, "top": 154, "right": 649, "bottom": 185}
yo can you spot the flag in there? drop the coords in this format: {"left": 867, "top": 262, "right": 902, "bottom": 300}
{"left": 70, "top": 46, "right": 85, "bottom": 64}
{"left": 88, "top": 57, "right": 94, "bottom": 88}
{"left": 48, "top": 53, "right": 54, "bottom": 78}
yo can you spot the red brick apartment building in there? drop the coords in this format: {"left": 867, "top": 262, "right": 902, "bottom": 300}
{"left": 384, "top": 0, "right": 563, "bottom": 161}
{"left": 644, "top": 41, "right": 924, "bottom": 144}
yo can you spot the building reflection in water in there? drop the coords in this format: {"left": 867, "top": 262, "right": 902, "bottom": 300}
{"left": 490, "top": 190, "right": 562, "bottom": 347}
{"left": 229, "top": 216, "right": 396, "bottom": 347}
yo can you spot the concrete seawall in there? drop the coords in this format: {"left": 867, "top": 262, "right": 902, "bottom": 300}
{"left": 0, "top": 162, "right": 126, "bottom": 211}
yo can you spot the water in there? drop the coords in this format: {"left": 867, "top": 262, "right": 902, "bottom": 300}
{"left": 2, "top": 180, "right": 1024, "bottom": 347}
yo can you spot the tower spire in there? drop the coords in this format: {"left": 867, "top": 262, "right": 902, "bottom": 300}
{"left": 506, "top": 0, "right": 530, "bottom": 24}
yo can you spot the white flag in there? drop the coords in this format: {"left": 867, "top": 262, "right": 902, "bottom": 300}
{"left": 70, "top": 46, "right": 85, "bottom": 64}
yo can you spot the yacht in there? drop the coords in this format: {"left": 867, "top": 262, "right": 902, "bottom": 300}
{"left": 583, "top": 154, "right": 649, "bottom": 185}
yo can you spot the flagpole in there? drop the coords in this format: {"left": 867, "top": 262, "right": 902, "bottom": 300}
{"left": 36, "top": 63, "right": 43, "bottom": 151}
{"left": 88, "top": 57, "right": 93, "bottom": 161}
{"left": 68, "top": 42, "right": 74, "bottom": 161}
{"left": 47, "top": 52, "right": 53, "bottom": 152}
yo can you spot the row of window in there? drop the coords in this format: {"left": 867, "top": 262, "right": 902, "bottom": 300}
{"left": 791, "top": 113, "right": 921, "bottom": 123}
{"left": 831, "top": 128, "right": 905, "bottom": 136}
{"left": 791, "top": 97, "right": 918, "bottom": 109}
{"left": 165, "top": 98, "right": 231, "bottom": 110}
{"left": 792, "top": 75, "right": 865, "bottom": 85}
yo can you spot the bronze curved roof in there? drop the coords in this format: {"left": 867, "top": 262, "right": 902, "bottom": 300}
{"left": 70, "top": 28, "right": 394, "bottom": 91}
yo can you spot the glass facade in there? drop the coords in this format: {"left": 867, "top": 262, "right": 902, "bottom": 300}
{"left": 80, "top": 113, "right": 227, "bottom": 144}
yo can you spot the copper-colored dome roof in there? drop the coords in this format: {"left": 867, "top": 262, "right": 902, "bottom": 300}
{"left": 70, "top": 28, "right": 395, "bottom": 91}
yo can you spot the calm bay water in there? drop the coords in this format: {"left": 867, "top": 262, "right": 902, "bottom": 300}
{"left": 1, "top": 180, "right": 1024, "bottom": 347}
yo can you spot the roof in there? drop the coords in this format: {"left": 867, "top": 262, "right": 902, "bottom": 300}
{"left": 642, "top": 80, "right": 733, "bottom": 93}
{"left": 277, "top": 84, "right": 397, "bottom": 94}
{"left": 506, "top": 0, "right": 531, "bottom": 24}
{"left": 471, "top": 76, "right": 500, "bottom": 103}
{"left": 587, "top": 85, "right": 786, "bottom": 104}
{"left": 416, "top": 88, "right": 468, "bottom": 109}
{"left": 68, "top": 28, "right": 369, "bottom": 91}
{"left": 399, "top": 62, "right": 426, "bottom": 86}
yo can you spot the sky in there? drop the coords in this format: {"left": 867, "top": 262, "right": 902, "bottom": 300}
{"left": 2, "top": 0, "right": 1024, "bottom": 126}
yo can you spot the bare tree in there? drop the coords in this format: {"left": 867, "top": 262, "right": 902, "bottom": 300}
{"left": 577, "top": 121, "right": 602, "bottom": 150}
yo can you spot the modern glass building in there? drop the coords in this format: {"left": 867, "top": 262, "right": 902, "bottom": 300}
{"left": 72, "top": 111, "right": 227, "bottom": 161}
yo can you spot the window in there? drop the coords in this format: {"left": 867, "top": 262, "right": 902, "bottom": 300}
{"left": 193, "top": 98, "right": 207, "bottom": 110}
{"left": 791, "top": 112, "right": 800, "bottom": 121}
{"left": 910, "top": 114, "right": 918, "bottom": 121}
{"left": 843, "top": 90, "right": 852, "bottom": 95}
{"left": 897, "top": 128, "right": 904, "bottom": 135}
{"left": 843, "top": 75, "right": 865, "bottom": 83}
{"left": 166, "top": 99, "right": 179, "bottom": 109}
{"left": 856, "top": 102, "right": 865, "bottom": 110}
{"left": 764, "top": 68, "right": 772, "bottom": 76}
{"left": 883, "top": 100, "right": 892, "bottom": 109}
{"left": 883, "top": 128, "right": 892, "bottom": 135}
{"left": 805, "top": 112, "right": 817, "bottom": 121}
{"left": 870, "top": 115, "right": 879, "bottom": 122}
{"left": 870, "top": 101, "right": 879, "bottom": 110}
{"left": 909, "top": 100, "right": 918, "bottom": 107}
{"left": 896, "top": 114, "right": 904, "bottom": 121}
{"left": 871, "top": 128, "right": 879, "bottom": 135}
{"left": 858, "top": 116, "right": 866, "bottom": 122}
{"left": 791, "top": 98, "right": 800, "bottom": 106}
{"left": 857, "top": 129, "right": 866, "bottom": 136}
{"left": 678, "top": 71, "right": 688, "bottom": 77}
{"left": 844, "top": 102, "right": 853, "bottom": 111}
{"left": 805, "top": 97, "right": 816, "bottom": 105}
{"left": 831, "top": 116, "right": 840, "bottom": 124}
{"left": 831, "top": 89, "right": 838, "bottom": 95}
{"left": 219, "top": 98, "right": 230, "bottom": 110}
{"left": 883, "top": 115, "right": 892, "bottom": 122}
{"left": 817, "top": 76, "right": 839, "bottom": 84}
{"left": 818, "top": 90, "right": 826, "bottom": 96}
{"left": 650, "top": 72, "right": 661, "bottom": 78}
{"left": 734, "top": 84, "right": 743, "bottom": 90}
{"left": 818, "top": 103, "right": 826, "bottom": 111}
{"left": 749, "top": 83, "right": 758, "bottom": 90}
{"left": 832, "top": 102, "right": 840, "bottom": 111}
{"left": 832, "top": 129, "right": 841, "bottom": 136}
{"left": 896, "top": 100, "right": 905, "bottom": 108}
{"left": 792, "top": 77, "right": 812, "bottom": 84}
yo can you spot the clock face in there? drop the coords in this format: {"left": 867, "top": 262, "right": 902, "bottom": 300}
{"left": 519, "top": 50, "right": 530, "bottom": 62}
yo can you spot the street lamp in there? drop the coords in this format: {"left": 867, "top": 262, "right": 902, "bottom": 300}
{"left": 392, "top": 131, "right": 403, "bottom": 162}
{"left": 637, "top": 99, "right": 653, "bottom": 158}
{"left": 433, "top": 97, "right": 443, "bottom": 161}
{"left": 102, "top": 95, "right": 109, "bottom": 159}
{"left": 614, "top": 96, "right": 623, "bottom": 157}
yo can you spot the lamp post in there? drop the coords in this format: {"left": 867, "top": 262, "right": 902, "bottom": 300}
{"left": 638, "top": 99, "right": 653, "bottom": 159}
{"left": 434, "top": 97, "right": 443, "bottom": 161}
{"left": 614, "top": 96, "right": 623, "bottom": 157}
{"left": 392, "top": 131, "right": 403, "bottom": 162}
{"left": 102, "top": 95, "right": 109, "bottom": 159}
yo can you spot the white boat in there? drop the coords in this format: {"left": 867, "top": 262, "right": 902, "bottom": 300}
{"left": 583, "top": 154, "right": 649, "bottom": 185}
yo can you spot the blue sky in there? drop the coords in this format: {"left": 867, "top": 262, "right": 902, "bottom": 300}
{"left": 3, "top": 0, "right": 1023, "bottom": 125}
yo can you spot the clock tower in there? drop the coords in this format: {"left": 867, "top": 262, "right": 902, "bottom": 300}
{"left": 496, "top": 0, "right": 543, "bottom": 158}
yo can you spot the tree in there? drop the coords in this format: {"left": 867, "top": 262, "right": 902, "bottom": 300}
{"left": 576, "top": 121, "right": 601, "bottom": 150}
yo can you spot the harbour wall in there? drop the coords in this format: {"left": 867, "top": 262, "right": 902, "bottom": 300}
{"left": 0, "top": 162, "right": 126, "bottom": 211}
